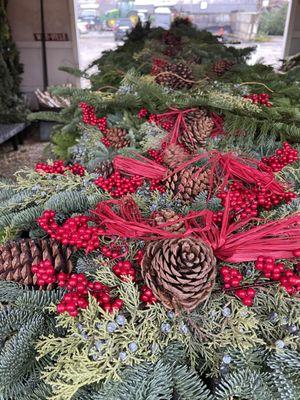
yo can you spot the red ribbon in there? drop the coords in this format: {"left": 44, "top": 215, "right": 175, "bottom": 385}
{"left": 155, "top": 107, "right": 198, "bottom": 144}
{"left": 93, "top": 195, "right": 300, "bottom": 263}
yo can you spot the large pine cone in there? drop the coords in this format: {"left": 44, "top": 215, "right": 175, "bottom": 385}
{"left": 163, "top": 144, "right": 189, "bottom": 169}
{"left": 106, "top": 127, "right": 129, "bottom": 149}
{"left": 166, "top": 167, "right": 211, "bottom": 203}
{"left": 0, "top": 239, "right": 73, "bottom": 286}
{"left": 211, "top": 59, "right": 235, "bottom": 76}
{"left": 181, "top": 112, "right": 214, "bottom": 151}
{"left": 141, "top": 237, "right": 216, "bottom": 312}
{"left": 152, "top": 209, "right": 185, "bottom": 233}
{"left": 155, "top": 62, "right": 194, "bottom": 90}
{"left": 93, "top": 160, "right": 114, "bottom": 179}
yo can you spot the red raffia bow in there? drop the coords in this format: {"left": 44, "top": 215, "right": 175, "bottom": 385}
{"left": 114, "top": 150, "right": 287, "bottom": 196}
{"left": 98, "top": 149, "right": 298, "bottom": 262}
{"left": 93, "top": 195, "right": 300, "bottom": 263}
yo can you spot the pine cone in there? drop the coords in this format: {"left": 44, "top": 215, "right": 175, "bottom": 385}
{"left": 93, "top": 160, "right": 114, "bottom": 179}
{"left": 163, "top": 144, "right": 189, "bottom": 169}
{"left": 181, "top": 114, "right": 214, "bottom": 151}
{"left": 106, "top": 127, "right": 129, "bottom": 149}
{"left": 166, "top": 167, "right": 211, "bottom": 203}
{"left": 0, "top": 239, "right": 73, "bottom": 287}
{"left": 211, "top": 59, "right": 235, "bottom": 76}
{"left": 155, "top": 62, "right": 194, "bottom": 90}
{"left": 184, "top": 109, "right": 206, "bottom": 124}
{"left": 152, "top": 209, "right": 185, "bottom": 233}
{"left": 141, "top": 237, "right": 216, "bottom": 312}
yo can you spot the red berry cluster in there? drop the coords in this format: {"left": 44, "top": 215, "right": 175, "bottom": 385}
{"left": 94, "top": 171, "right": 144, "bottom": 198}
{"left": 97, "top": 117, "right": 108, "bottom": 133}
{"left": 243, "top": 93, "right": 272, "bottom": 107}
{"left": 260, "top": 142, "right": 299, "bottom": 172}
{"left": 56, "top": 272, "right": 123, "bottom": 317}
{"left": 140, "top": 285, "right": 158, "bottom": 304}
{"left": 101, "top": 137, "right": 111, "bottom": 148}
{"left": 147, "top": 148, "right": 164, "bottom": 163}
{"left": 112, "top": 260, "right": 137, "bottom": 281}
{"left": 220, "top": 266, "right": 243, "bottom": 288}
{"left": 101, "top": 244, "right": 125, "bottom": 259}
{"left": 234, "top": 287, "right": 256, "bottom": 306}
{"left": 80, "top": 102, "right": 97, "bottom": 124}
{"left": 214, "top": 181, "right": 296, "bottom": 223}
{"left": 150, "top": 58, "right": 168, "bottom": 75}
{"left": 147, "top": 143, "right": 167, "bottom": 164}
{"left": 31, "top": 260, "right": 56, "bottom": 286}
{"left": 255, "top": 256, "right": 300, "bottom": 295}
{"left": 69, "top": 164, "right": 86, "bottom": 176}
{"left": 149, "top": 178, "right": 166, "bottom": 193}
{"left": 35, "top": 161, "right": 85, "bottom": 177}
{"left": 220, "top": 266, "right": 256, "bottom": 306}
{"left": 38, "top": 211, "right": 105, "bottom": 252}
{"left": 79, "top": 102, "right": 108, "bottom": 133}
{"left": 148, "top": 114, "right": 174, "bottom": 131}
{"left": 134, "top": 250, "right": 144, "bottom": 266}
{"left": 138, "top": 108, "right": 149, "bottom": 119}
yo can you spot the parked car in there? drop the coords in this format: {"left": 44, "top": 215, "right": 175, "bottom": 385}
{"left": 77, "top": 19, "right": 88, "bottom": 35}
{"left": 114, "top": 18, "right": 133, "bottom": 41}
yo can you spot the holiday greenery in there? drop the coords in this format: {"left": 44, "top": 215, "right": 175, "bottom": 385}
{"left": 29, "top": 18, "right": 300, "bottom": 159}
{"left": 0, "top": 0, "right": 27, "bottom": 123}
{"left": 1, "top": 17, "right": 300, "bottom": 400}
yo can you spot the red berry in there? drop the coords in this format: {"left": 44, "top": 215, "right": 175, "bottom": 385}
{"left": 242, "top": 297, "right": 254, "bottom": 306}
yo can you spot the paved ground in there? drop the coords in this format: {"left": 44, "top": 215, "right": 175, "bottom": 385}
{"left": 78, "top": 31, "right": 117, "bottom": 70}
{"left": 232, "top": 36, "right": 284, "bottom": 68}
{"left": 78, "top": 31, "right": 118, "bottom": 87}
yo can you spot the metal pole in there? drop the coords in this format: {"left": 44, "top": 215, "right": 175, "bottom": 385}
{"left": 40, "top": 0, "right": 48, "bottom": 90}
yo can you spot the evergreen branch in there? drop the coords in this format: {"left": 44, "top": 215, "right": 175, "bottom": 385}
{"left": 239, "top": 81, "right": 274, "bottom": 92}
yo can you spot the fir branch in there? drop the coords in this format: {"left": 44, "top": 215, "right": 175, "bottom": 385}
{"left": 172, "top": 364, "right": 213, "bottom": 400}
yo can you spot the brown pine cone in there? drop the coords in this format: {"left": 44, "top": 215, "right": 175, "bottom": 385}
{"left": 163, "top": 144, "right": 190, "bottom": 169}
{"left": 184, "top": 109, "right": 206, "bottom": 124}
{"left": 106, "top": 127, "right": 129, "bottom": 149}
{"left": 166, "top": 167, "right": 211, "bottom": 203}
{"left": 181, "top": 115, "right": 214, "bottom": 151}
{"left": 155, "top": 62, "right": 194, "bottom": 90}
{"left": 211, "top": 59, "right": 235, "bottom": 76}
{"left": 152, "top": 209, "right": 185, "bottom": 233}
{"left": 141, "top": 237, "right": 216, "bottom": 312}
{"left": 93, "top": 160, "right": 114, "bottom": 179}
{"left": 0, "top": 239, "right": 73, "bottom": 287}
